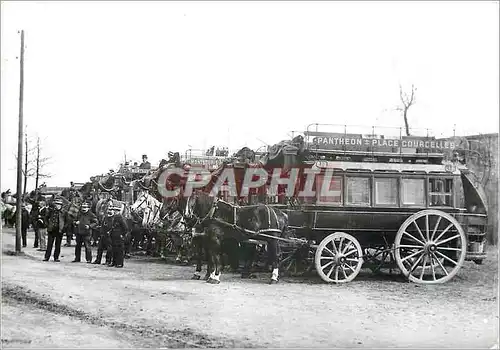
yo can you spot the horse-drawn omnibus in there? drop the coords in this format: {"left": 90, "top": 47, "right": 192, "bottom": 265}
{"left": 273, "top": 124, "right": 489, "bottom": 284}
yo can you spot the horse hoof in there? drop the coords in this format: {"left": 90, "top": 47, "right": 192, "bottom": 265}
{"left": 204, "top": 274, "right": 211, "bottom": 281}
{"left": 269, "top": 279, "right": 279, "bottom": 285}
{"left": 207, "top": 278, "right": 220, "bottom": 284}
{"left": 191, "top": 274, "right": 201, "bottom": 280}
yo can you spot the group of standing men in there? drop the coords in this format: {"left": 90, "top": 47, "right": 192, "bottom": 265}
{"left": 30, "top": 198, "right": 129, "bottom": 268}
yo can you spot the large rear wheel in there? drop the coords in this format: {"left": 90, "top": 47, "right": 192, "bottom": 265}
{"left": 394, "top": 210, "right": 466, "bottom": 284}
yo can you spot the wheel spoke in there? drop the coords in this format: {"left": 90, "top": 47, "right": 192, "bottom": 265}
{"left": 340, "top": 265, "right": 348, "bottom": 279}
{"left": 346, "top": 258, "right": 360, "bottom": 263}
{"left": 338, "top": 237, "right": 345, "bottom": 254}
{"left": 343, "top": 263, "right": 355, "bottom": 273}
{"left": 425, "top": 214, "right": 430, "bottom": 241}
{"left": 419, "top": 255, "right": 427, "bottom": 280}
{"left": 434, "top": 223, "right": 454, "bottom": 242}
{"left": 398, "top": 244, "right": 424, "bottom": 249}
{"left": 320, "top": 256, "right": 335, "bottom": 260}
{"left": 334, "top": 266, "right": 339, "bottom": 281}
{"left": 430, "top": 254, "right": 437, "bottom": 281}
{"left": 323, "top": 247, "right": 335, "bottom": 257}
{"left": 344, "top": 249, "right": 358, "bottom": 256}
{"left": 436, "top": 234, "right": 461, "bottom": 246}
{"left": 403, "top": 231, "right": 425, "bottom": 246}
{"left": 412, "top": 220, "right": 427, "bottom": 243}
{"left": 436, "top": 247, "right": 462, "bottom": 252}
{"left": 435, "top": 250, "right": 458, "bottom": 266}
{"left": 400, "top": 249, "right": 424, "bottom": 263}
{"left": 330, "top": 240, "right": 338, "bottom": 254}
{"left": 430, "top": 216, "right": 442, "bottom": 240}
{"left": 409, "top": 253, "right": 424, "bottom": 274}
{"left": 321, "top": 260, "right": 335, "bottom": 270}
{"left": 431, "top": 252, "right": 448, "bottom": 276}
{"left": 342, "top": 241, "right": 352, "bottom": 254}
{"left": 326, "top": 264, "right": 335, "bottom": 278}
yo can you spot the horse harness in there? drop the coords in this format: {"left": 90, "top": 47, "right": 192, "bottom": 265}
{"left": 189, "top": 196, "right": 283, "bottom": 237}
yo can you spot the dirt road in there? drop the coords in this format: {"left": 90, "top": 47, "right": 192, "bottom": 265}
{"left": 1, "top": 227, "right": 498, "bottom": 348}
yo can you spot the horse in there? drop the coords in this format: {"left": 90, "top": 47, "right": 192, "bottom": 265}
{"left": 187, "top": 190, "right": 288, "bottom": 284}
{"left": 1, "top": 192, "right": 17, "bottom": 227}
{"left": 130, "top": 191, "right": 164, "bottom": 256}
{"left": 1, "top": 202, "right": 16, "bottom": 227}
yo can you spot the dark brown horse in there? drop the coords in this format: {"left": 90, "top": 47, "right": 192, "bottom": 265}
{"left": 187, "top": 190, "right": 288, "bottom": 284}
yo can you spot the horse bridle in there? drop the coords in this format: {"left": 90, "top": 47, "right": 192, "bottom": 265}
{"left": 185, "top": 195, "right": 218, "bottom": 228}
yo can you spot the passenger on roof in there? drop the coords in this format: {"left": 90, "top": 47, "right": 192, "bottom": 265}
{"left": 139, "top": 154, "right": 151, "bottom": 169}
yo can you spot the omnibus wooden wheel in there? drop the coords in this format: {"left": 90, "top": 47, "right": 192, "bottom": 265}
{"left": 394, "top": 209, "right": 466, "bottom": 284}
{"left": 315, "top": 232, "right": 363, "bottom": 283}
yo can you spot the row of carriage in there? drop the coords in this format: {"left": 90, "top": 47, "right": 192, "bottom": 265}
{"left": 29, "top": 124, "right": 491, "bottom": 284}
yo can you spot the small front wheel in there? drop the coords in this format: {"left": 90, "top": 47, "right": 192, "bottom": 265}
{"left": 314, "top": 232, "right": 363, "bottom": 283}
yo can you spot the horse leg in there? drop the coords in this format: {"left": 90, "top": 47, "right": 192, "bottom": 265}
{"left": 241, "top": 242, "right": 257, "bottom": 279}
{"left": 175, "top": 236, "right": 184, "bottom": 263}
{"left": 230, "top": 240, "right": 240, "bottom": 272}
{"left": 219, "top": 239, "right": 227, "bottom": 273}
{"left": 181, "top": 237, "right": 190, "bottom": 265}
{"left": 268, "top": 239, "right": 280, "bottom": 284}
{"left": 207, "top": 233, "right": 221, "bottom": 284}
{"left": 191, "top": 236, "right": 203, "bottom": 280}
{"left": 204, "top": 236, "right": 213, "bottom": 281}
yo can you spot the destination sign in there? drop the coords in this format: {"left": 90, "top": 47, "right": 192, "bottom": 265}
{"left": 307, "top": 132, "right": 456, "bottom": 151}
{"left": 187, "top": 156, "right": 224, "bottom": 168}
{"left": 129, "top": 168, "right": 150, "bottom": 174}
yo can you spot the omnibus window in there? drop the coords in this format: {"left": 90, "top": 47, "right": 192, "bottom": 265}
{"left": 316, "top": 175, "right": 342, "bottom": 204}
{"left": 429, "top": 178, "right": 453, "bottom": 207}
{"left": 375, "top": 178, "right": 398, "bottom": 205}
{"left": 402, "top": 178, "right": 425, "bottom": 206}
{"left": 346, "top": 177, "right": 371, "bottom": 205}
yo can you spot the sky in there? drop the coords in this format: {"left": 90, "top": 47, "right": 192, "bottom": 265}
{"left": 1, "top": 1, "right": 498, "bottom": 192}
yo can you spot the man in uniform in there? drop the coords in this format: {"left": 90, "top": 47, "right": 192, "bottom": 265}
{"left": 72, "top": 202, "right": 98, "bottom": 263}
{"left": 100, "top": 205, "right": 128, "bottom": 268}
{"left": 20, "top": 203, "right": 30, "bottom": 248}
{"left": 44, "top": 198, "right": 65, "bottom": 262}
{"left": 35, "top": 200, "right": 48, "bottom": 251}
{"left": 92, "top": 205, "right": 114, "bottom": 265}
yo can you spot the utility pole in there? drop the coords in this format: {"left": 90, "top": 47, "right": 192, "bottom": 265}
{"left": 15, "top": 30, "right": 25, "bottom": 253}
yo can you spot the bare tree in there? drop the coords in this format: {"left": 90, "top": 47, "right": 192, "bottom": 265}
{"left": 23, "top": 131, "right": 37, "bottom": 195}
{"left": 13, "top": 129, "right": 36, "bottom": 197}
{"left": 34, "top": 136, "right": 52, "bottom": 190}
{"left": 396, "top": 84, "right": 417, "bottom": 136}
{"left": 12, "top": 133, "right": 52, "bottom": 196}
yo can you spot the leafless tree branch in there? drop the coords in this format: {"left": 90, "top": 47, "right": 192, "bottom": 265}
{"left": 397, "top": 83, "right": 417, "bottom": 136}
